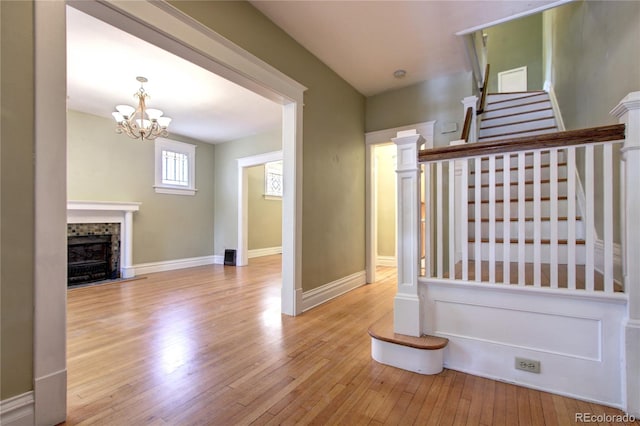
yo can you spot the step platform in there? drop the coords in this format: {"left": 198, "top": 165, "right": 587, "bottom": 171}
{"left": 368, "top": 313, "right": 448, "bottom": 375}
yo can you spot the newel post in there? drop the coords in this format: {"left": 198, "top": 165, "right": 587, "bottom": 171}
{"left": 462, "top": 96, "right": 478, "bottom": 143}
{"left": 393, "top": 130, "right": 424, "bottom": 337}
{"left": 611, "top": 91, "right": 640, "bottom": 417}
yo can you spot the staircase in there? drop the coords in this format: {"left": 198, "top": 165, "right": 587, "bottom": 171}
{"left": 478, "top": 91, "right": 558, "bottom": 142}
{"left": 467, "top": 90, "right": 586, "bottom": 281}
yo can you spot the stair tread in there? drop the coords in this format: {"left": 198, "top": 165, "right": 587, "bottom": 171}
{"left": 478, "top": 126, "right": 558, "bottom": 140}
{"left": 469, "top": 216, "right": 583, "bottom": 223}
{"left": 480, "top": 115, "right": 555, "bottom": 131}
{"left": 469, "top": 178, "right": 568, "bottom": 188}
{"left": 368, "top": 313, "right": 448, "bottom": 350}
{"left": 482, "top": 99, "right": 551, "bottom": 114}
{"left": 481, "top": 107, "right": 554, "bottom": 123}
{"left": 469, "top": 237, "right": 586, "bottom": 245}
{"left": 469, "top": 196, "right": 569, "bottom": 204}
{"left": 486, "top": 91, "right": 547, "bottom": 106}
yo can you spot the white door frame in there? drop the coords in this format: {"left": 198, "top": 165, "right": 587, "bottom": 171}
{"left": 34, "top": 1, "right": 305, "bottom": 423}
{"left": 364, "top": 121, "right": 435, "bottom": 283}
{"left": 237, "top": 151, "right": 283, "bottom": 266}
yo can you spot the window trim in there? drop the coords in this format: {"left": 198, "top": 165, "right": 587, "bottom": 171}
{"left": 154, "top": 138, "right": 197, "bottom": 196}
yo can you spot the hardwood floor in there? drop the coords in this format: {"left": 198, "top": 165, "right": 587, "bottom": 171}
{"left": 64, "top": 255, "right": 637, "bottom": 425}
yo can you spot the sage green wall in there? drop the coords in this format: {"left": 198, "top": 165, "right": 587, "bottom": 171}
{"left": 546, "top": 0, "right": 640, "bottom": 242}
{"left": 547, "top": 1, "right": 640, "bottom": 130}
{"left": 365, "top": 71, "right": 473, "bottom": 148}
{"left": 68, "top": 110, "right": 215, "bottom": 264}
{"left": 485, "top": 13, "right": 543, "bottom": 93}
{"left": 213, "top": 129, "right": 282, "bottom": 256}
{"left": 171, "top": 1, "right": 366, "bottom": 290}
{"left": 375, "top": 145, "right": 396, "bottom": 258}
{"left": 248, "top": 165, "right": 282, "bottom": 250}
{"left": 0, "top": 0, "right": 35, "bottom": 400}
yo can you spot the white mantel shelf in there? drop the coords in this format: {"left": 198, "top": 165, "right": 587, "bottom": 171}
{"left": 67, "top": 200, "right": 141, "bottom": 212}
{"left": 67, "top": 201, "right": 142, "bottom": 278}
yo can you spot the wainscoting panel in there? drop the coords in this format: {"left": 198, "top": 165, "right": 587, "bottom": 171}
{"left": 421, "top": 279, "right": 627, "bottom": 409}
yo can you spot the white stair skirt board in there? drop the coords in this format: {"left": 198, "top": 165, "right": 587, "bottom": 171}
{"left": 0, "top": 392, "right": 34, "bottom": 426}
{"left": 302, "top": 270, "right": 366, "bottom": 312}
{"left": 248, "top": 246, "right": 282, "bottom": 259}
{"left": 134, "top": 255, "right": 219, "bottom": 275}
{"left": 371, "top": 337, "right": 445, "bottom": 375}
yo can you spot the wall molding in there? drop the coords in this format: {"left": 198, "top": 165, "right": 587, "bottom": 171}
{"left": 377, "top": 255, "right": 397, "bottom": 267}
{"left": 1, "top": 392, "right": 34, "bottom": 426}
{"left": 544, "top": 80, "right": 566, "bottom": 131}
{"left": 248, "top": 246, "right": 282, "bottom": 259}
{"left": 302, "top": 270, "right": 367, "bottom": 312}
{"left": 134, "top": 255, "right": 219, "bottom": 275}
{"left": 422, "top": 280, "right": 627, "bottom": 408}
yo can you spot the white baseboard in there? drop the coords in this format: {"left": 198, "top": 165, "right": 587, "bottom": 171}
{"left": 134, "top": 255, "right": 219, "bottom": 275}
{"left": 302, "top": 270, "right": 366, "bottom": 312}
{"left": 1, "top": 392, "right": 34, "bottom": 426}
{"left": 34, "top": 368, "right": 66, "bottom": 426}
{"left": 248, "top": 246, "right": 282, "bottom": 259}
{"left": 377, "top": 255, "right": 396, "bottom": 267}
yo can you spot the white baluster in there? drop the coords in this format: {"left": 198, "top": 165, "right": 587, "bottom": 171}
{"left": 475, "top": 157, "right": 482, "bottom": 281}
{"left": 567, "top": 148, "right": 577, "bottom": 290}
{"left": 502, "top": 153, "right": 511, "bottom": 284}
{"left": 489, "top": 155, "right": 496, "bottom": 283}
{"left": 449, "top": 159, "right": 455, "bottom": 279}
{"left": 585, "top": 145, "right": 595, "bottom": 292}
{"left": 436, "top": 161, "right": 443, "bottom": 278}
{"left": 533, "top": 151, "right": 542, "bottom": 287}
{"left": 518, "top": 152, "right": 526, "bottom": 286}
{"left": 603, "top": 143, "right": 614, "bottom": 293}
{"left": 549, "top": 149, "right": 559, "bottom": 289}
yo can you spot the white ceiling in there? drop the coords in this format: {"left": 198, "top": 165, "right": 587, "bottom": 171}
{"left": 67, "top": 1, "right": 562, "bottom": 144}
{"left": 66, "top": 6, "right": 282, "bottom": 145}
{"left": 251, "top": 0, "right": 562, "bottom": 96}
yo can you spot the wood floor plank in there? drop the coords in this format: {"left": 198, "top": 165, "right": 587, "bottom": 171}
{"left": 62, "top": 255, "right": 638, "bottom": 425}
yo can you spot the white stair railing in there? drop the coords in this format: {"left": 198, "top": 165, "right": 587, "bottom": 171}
{"left": 418, "top": 125, "right": 626, "bottom": 294}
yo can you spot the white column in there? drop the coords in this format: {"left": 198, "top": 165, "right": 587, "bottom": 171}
{"left": 122, "top": 211, "right": 135, "bottom": 278}
{"left": 462, "top": 96, "right": 478, "bottom": 143}
{"left": 611, "top": 91, "right": 640, "bottom": 417}
{"left": 393, "top": 130, "right": 425, "bottom": 337}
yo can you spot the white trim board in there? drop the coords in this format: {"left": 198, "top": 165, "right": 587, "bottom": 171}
{"left": 1, "top": 392, "right": 34, "bottom": 426}
{"left": 302, "top": 270, "right": 367, "bottom": 312}
{"left": 377, "top": 256, "right": 397, "bottom": 267}
{"left": 248, "top": 246, "right": 282, "bottom": 259}
{"left": 134, "top": 255, "right": 220, "bottom": 275}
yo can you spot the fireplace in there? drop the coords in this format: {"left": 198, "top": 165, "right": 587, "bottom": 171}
{"left": 68, "top": 234, "right": 115, "bottom": 285}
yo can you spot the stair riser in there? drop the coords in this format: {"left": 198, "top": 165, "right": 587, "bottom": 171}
{"left": 479, "top": 127, "right": 559, "bottom": 142}
{"left": 467, "top": 243, "right": 586, "bottom": 264}
{"left": 472, "top": 166, "right": 568, "bottom": 184}
{"left": 482, "top": 100, "right": 552, "bottom": 119}
{"left": 468, "top": 221, "right": 585, "bottom": 240}
{"left": 469, "top": 181, "right": 568, "bottom": 199}
{"left": 480, "top": 108, "right": 554, "bottom": 127}
{"left": 469, "top": 199, "right": 571, "bottom": 218}
{"left": 485, "top": 92, "right": 545, "bottom": 103}
{"left": 484, "top": 93, "right": 550, "bottom": 111}
{"left": 479, "top": 118, "right": 557, "bottom": 138}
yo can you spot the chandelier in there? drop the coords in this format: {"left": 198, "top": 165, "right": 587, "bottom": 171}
{"left": 112, "top": 76, "right": 172, "bottom": 141}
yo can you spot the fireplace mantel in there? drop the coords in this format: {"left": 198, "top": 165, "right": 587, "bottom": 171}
{"left": 67, "top": 201, "right": 141, "bottom": 278}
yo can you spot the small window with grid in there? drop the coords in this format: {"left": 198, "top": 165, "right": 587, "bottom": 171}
{"left": 264, "top": 161, "right": 283, "bottom": 198}
{"left": 154, "top": 138, "right": 196, "bottom": 195}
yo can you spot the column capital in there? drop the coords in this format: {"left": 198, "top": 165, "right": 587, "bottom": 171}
{"left": 610, "top": 91, "right": 640, "bottom": 118}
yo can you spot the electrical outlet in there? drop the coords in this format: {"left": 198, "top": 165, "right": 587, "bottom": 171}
{"left": 515, "top": 357, "right": 540, "bottom": 373}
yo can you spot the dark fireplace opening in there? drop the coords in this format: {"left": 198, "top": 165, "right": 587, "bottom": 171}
{"left": 68, "top": 234, "right": 116, "bottom": 286}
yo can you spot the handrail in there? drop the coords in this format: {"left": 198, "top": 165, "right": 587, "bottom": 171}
{"left": 461, "top": 107, "right": 473, "bottom": 142}
{"left": 418, "top": 124, "right": 625, "bottom": 162}
{"left": 477, "top": 63, "right": 490, "bottom": 114}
